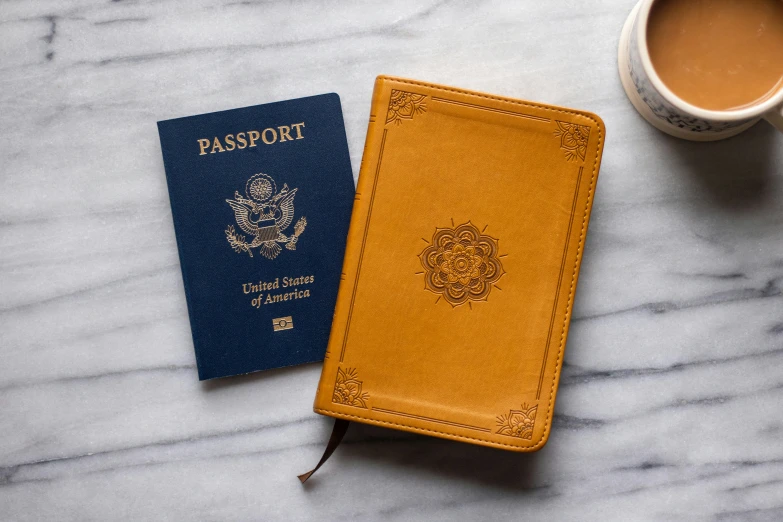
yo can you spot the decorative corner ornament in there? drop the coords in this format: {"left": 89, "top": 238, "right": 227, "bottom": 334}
{"left": 386, "top": 90, "right": 427, "bottom": 125}
{"left": 496, "top": 403, "right": 537, "bottom": 440}
{"left": 553, "top": 120, "right": 590, "bottom": 162}
{"left": 332, "top": 367, "right": 370, "bottom": 408}
{"left": 225, "top": 172, "right": 307, "bottom": 259}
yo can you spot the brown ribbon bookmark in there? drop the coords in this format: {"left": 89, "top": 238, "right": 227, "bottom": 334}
{"left": 298, "top": 419, "right": 350, "bottom": 484}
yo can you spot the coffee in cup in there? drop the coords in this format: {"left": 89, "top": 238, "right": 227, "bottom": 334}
{"left": 618, "top": 0, "right": 783, "bottom": 140}
{"left": 647, "top": 0, "right": 783, "bottom": 112}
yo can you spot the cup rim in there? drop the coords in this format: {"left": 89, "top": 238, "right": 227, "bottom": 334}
{"left": 636, "top": 0, "right": 783, "bottom": 122}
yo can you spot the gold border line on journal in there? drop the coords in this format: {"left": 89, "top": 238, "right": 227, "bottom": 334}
{"left": 338, "top": 127, "right": 388, "bottom": 363}
{"left": 536, "top": 165, "right": 583, "bottom": 399}
{"left": 372, "top": 408, "right": 491, "bottom": 433}
{"left": 335, "top": 84, "right": 589, "bottom": 438}
{"left": 430, "top": 97, "right": 551, "bottom": 123}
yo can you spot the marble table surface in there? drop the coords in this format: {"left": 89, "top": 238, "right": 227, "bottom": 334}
{"left": 2, "top": 0, "right": 782, "bottom": 520}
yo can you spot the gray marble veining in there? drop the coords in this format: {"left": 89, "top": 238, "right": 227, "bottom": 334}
{"left": 1, "top": 0, "right": 782, "bottom": 520}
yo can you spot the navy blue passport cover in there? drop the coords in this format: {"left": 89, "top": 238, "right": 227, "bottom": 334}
{"left": 157, "top": 94, "right": 354, "bottom": 380}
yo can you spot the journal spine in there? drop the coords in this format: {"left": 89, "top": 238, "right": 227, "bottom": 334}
{"left": 313, "top": 77, "right": 388, "bottom": 412}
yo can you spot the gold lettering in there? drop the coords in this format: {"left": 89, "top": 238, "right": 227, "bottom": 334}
{"left": 210, "top": 137, "right": 225, "bottom": 154}
{"left": 278, "top": 125, "right": 293, "bottom": 142}
{"left": 200, "top": 122, "right": 305, "bottom": 156}
{"left": 291, "top": 122, "right": 305, "bottom": 139}
{"left": 262, "top": 128, "right": 277, "bottom": 144}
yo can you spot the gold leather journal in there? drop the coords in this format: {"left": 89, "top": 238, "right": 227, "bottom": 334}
{"left": 313, "top": 76, "right": 605, "bottom": 451}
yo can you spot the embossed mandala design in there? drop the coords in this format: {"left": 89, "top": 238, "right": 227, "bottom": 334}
{"left": 553, "top": 121, "right": 590, "bottom": 162}
{"left": 496, "top": 403, "right": 537, "bottom": 440}
{"left": 332, "top": 368, "right": 369, "bottom": 408}
{"left": 419, "top": 222, "right": 504, "bottom": 307}
{"left": 386, "top": 89, "right": 427, "bottom": 125}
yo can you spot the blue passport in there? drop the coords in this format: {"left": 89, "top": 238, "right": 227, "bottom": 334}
{"left": 157, "top": 94, "right": 355, "bottom": 380}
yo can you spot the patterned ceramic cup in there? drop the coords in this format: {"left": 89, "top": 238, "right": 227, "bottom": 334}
{"left": 618, "top": 0, "right": 783, "bottom": 141}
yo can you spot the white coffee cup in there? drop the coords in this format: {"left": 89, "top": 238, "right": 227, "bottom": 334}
{"left": 618, "top": 0, "right": 783, "bottom": 141}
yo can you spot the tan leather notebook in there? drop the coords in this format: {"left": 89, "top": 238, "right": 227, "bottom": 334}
{"left": 313, "top": 76, "right": 605, "bottom": 451}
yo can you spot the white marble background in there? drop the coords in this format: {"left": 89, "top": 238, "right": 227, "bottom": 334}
{"left": 1, "top": 0, "right": 782, "bottom": 520}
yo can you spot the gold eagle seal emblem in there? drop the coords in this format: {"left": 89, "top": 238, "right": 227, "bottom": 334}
{"left": 224, "top": 172, "right": 307, "bottom": 259}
